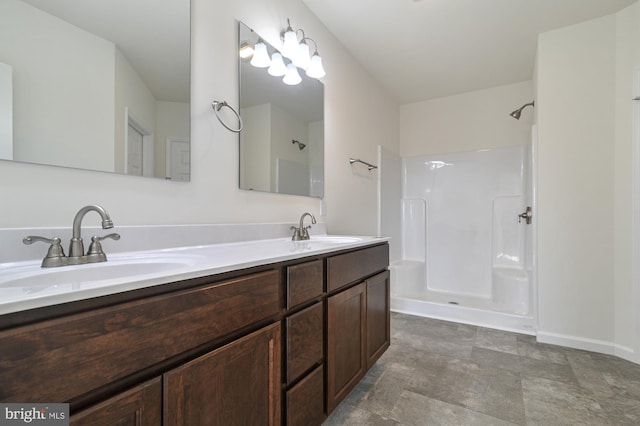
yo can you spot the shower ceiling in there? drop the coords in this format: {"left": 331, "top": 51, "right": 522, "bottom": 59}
{"left": 303, "top": 0, "right": 637, "bottom": 103}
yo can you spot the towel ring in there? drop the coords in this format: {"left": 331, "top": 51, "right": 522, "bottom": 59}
{"left": 212, "top": 100, "right": 243, "bottom": 133}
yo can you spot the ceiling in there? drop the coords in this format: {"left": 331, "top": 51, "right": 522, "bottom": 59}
{"left": 303, "top": 0, "right": 637, "bottom": 104}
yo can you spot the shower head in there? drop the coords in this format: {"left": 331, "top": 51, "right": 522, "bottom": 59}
{"left": 292, "top": 140, "right": 306, "bottom": 150}
{"left": 510, "top": 101, "right": 535, "bottom": 120}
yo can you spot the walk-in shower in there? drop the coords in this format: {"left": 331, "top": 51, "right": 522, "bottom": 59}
{"left": 388, "top": 145, "right": 535, "bottom": 333}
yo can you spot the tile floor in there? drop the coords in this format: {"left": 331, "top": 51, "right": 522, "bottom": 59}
{"left": 324, "top": 312, "right": 640, "bottom": 425}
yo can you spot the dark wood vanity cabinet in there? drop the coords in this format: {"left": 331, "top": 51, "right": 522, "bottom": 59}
{"left": 0, "top": 242, "right": 389, "bottom": 425}
{"left": 326, "top": 244, "right": 390, "bottom": 414}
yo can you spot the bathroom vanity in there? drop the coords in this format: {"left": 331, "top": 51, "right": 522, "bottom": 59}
{"left": 0, "top": 238, "right": 389, "bottom": 425}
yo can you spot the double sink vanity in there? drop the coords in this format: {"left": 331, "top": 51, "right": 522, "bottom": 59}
{"left": 0, "top": 213, "right": 390, "bottom": 425}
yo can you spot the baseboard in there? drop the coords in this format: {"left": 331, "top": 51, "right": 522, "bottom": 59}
{"left": 537, "top": 331, "right": 638, "bottom": 364}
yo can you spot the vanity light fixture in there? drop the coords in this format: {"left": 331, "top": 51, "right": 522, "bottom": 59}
{"left": 306, "top": 52, "right": 326, "bottom": 79}
{"left": 242, "top": 19, "right": 325, "bottom": 84}
{"left": 250, "top": 39, "right": 271, "bottom": 68}
{"left": 281, "top": 19, "right": 300, "bottom": 59}
{"left": 301, "top": 38, "right": 325, "bottom": 78}
{"left": 239, "top": 42, "right": 254, "bottom": 59}
{"left": 293, "top": 38, "right": 311, "bottom": 70}
{"left": 281, "top": 19, "right": 326, "bottom": 80}
{"left": 283, "top": 63, "right": 302, "bottom": 85}
{"left": 268, "top": 52, "right": 287, "bottom": 77}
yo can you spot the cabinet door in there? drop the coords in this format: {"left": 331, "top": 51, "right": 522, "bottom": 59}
{"left": 366, "top": 270, "right": 390, "bottom": 369}
{"left": 70, "top": 377, "right": 161, "bottom": 426}
{"left": 326, "top": 282, "right": 366, "bottom": 414}
{"left": 164, "top": 322, "right": 281, "bottom": 426}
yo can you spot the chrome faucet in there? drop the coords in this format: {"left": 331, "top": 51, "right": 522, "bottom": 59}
{"left": 23, "top": 205, "right": 119, "bottom": 267}
{"left": 291, "top": 212, "right": 316, "bottom": 241}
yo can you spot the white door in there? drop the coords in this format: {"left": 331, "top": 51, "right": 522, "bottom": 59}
{"left": 127, "top": 124, "right": 143, "bottom": 176}
{"left": 166, "top": 137, "right": 190, "bottom": 181}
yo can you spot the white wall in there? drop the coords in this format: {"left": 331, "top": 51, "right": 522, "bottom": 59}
{"left": 399, "top": 81, "right": 533, "bottom": 157}
{"left": 323, "top": 38, "right": 399, "bottom": 234}
{"left": 536, "top": 3, "right": 640, "bottom": 360}
{"left": 0, "top": 0, "right": 114, "bottom": 171}
{"left": 240, "top": 103, "right": 271, "bottom": 192}
{"left": 378, "top": 146, "right": 402, "bottom": 261}
{"left": 0, "top": 0, "right": 398, "bottom": 234}
{"left": 614, "top": 1, "right": 640, "bottom": 357}
{"left": 537, "top": 15, "right": 619, "bottom": 351}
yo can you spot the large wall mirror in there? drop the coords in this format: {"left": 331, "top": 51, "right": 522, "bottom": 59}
{"left": 239, "top": 22, "right": 324, "bottom": 198}
{"left": 0, "top": 0, "right": 191, "bottom": 181}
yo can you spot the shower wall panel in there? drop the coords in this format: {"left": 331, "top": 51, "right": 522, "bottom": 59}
{"left": 402, "top": 146, "right": 526, "bottom": 299}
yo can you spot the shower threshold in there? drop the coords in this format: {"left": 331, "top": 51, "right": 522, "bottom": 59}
{"left": 391, "top": 294, "right": 536, "bottom": 335}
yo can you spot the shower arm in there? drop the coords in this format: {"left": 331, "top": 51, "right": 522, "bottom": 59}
{"left": 510, "top": 101, "right": 535, "bottom": 120}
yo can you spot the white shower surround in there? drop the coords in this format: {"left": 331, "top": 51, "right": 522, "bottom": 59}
{"left": 390, "top": 145, "right": 535, "bottom": 333}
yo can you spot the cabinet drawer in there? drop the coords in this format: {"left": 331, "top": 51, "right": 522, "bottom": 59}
{"left": 327, "top": 244, "right": 389, "bottom": 292}
{"left": 0, "top": 269, "right": 281, "bottom": 403}
{"left": 286, "top": 259, "right": 323, "bottom": 309}
{"left": 286, "top": 365, "right": 325, "bottom": 426}
{"left": 285, "top": 302, "right": 323, "bottom": 384}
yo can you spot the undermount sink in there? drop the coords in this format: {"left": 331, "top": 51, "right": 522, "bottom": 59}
{"left": 286, "top": 235, "right": 367, "bottom": 253}
{"left": 0, "top": 254, "right": 203, "bottom": 290}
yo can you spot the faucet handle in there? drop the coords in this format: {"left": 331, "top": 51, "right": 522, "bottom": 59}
{"left": 290, "top": 226, "right": 303, "bottom": 241}
{"left": 87, "top": 233, "right": 120, "bottom": 262}
{"left": 23, "top": 236, "right": 67, "bottom": 268}
{"left": 90, "top": 233, "right": 121, "bottom": 243}
{"left": 302, "top": 225, "right": 312, "bottom": 239}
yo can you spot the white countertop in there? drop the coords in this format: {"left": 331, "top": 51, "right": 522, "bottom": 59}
{"left": 0, "top": 235, "right": 388, "bottom": 316}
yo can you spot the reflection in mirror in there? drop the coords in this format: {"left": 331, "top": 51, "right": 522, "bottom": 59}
{"left": 239, "top": 22, "right": 324, "bottom": 198}
{"left": 0, "top": 0, "right": 191, "bottom": 181}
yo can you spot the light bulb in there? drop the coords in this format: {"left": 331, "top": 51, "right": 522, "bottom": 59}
{"left": 268, "top": 52, "right": 287, "bottom": 77}
{"left": 281, "top": 26, "right": 299, "bottom": 59}
{"left": 293, "top": 40, "right": 311, "bottom": 70}
{"left": 250, "top": 40, "right": 271, "bottom": 68}
{"left": 306, "top": 53, "right": 325, "bottom": 79}
{"left": 239, "top": 42, "right": 254, "bottom": 59}
{"left": 283, "top": 63, "right": 302, "bottom": 85}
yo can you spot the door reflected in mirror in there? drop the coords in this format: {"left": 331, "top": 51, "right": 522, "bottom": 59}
{"left": 0, "top": 0, "right": 190, "bottom": 181}
{"left": 239, "top": 21, "right": 324, "bottom": 198}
